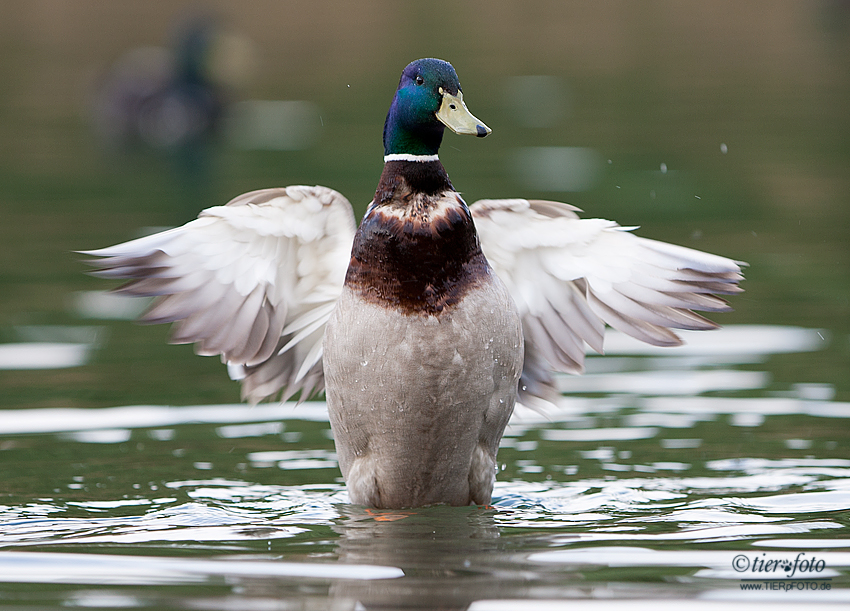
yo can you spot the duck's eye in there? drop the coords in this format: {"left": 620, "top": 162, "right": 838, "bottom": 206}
{"left": 415, "top": 75, "right": 424, "bottom": 86}
{"left": 449, "top": 104, "right": 457, "bottom": 110}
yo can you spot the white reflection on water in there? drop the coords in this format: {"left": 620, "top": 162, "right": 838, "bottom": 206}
{"left": 541, "top": 427, "right": 659, "bottom": 441}
{"left": 0, "top": 550, "right": 402, "bottom": 585}
{"left": 0, "top": 343, "right": 93, "bottom": 370}
{"left": 0, "top": 325, "right": 105, "bottom": 369}
{"left": 599, "top": 325, "right": 826, "bottom": 356}
{"left": 557, "top": 369, "right": 768, "bottom": 395}
{"left": 216, "top": 421, "right": 284, "bottom": 438}
{"left": 755, "top": 539, "right": 850, "bottom": 548}
{"left": 246, "top": 449, "right": 338, "bottom": 470}
{"left": 58, "top": 429, "right": 133, "bottom": 444}
{"left": 0, "top": 402, "right": 330, "bottom": 435}
{"left": 2, "top": 391, "right": 845, "bottom": 438}
{"left": 641, "top": 396, "right": 850, "bottom": 419}
{"left": 472, "top": 601, "right": 850, "bottom": 610}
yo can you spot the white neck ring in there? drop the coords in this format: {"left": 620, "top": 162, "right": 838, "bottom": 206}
{"left": 383, "top": 153, "right": 439, "bottom": 163}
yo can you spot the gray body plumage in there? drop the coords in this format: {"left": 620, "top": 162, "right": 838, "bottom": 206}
{"left": 325, "top": 276, "right": 523, "bottom": 508}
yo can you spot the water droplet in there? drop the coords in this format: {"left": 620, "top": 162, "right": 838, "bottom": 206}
{"left": 720, "top": 142, "right": 728, "bottom": 154}
{"left": 660, "top": 162, "right": 667, "bottom": 173}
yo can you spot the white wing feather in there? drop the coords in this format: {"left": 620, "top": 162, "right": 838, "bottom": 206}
{"left": 470, "top": 198, "right": 744, "bottom": 407}
{"left": 82, "top": 185, "right": 356, "bottom": 403}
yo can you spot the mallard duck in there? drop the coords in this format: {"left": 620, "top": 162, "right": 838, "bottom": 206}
{"left": 92, "top": 15, "right": 228, "bottom": 150}
{"left": 83, "top": 58, "right": 744, "bottom": 508}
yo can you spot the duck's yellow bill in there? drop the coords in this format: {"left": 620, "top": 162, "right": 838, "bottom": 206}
{"left": 436, "top": 90, "right": 491, "bottom": 137}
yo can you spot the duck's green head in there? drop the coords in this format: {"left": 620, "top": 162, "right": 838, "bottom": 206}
{"left": 383, "top": 58, "right": 491, "bottom": 158}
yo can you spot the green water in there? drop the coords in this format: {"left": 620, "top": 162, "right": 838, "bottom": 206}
{"left": 1, "top": 2, "right": 849, "bottom": 609}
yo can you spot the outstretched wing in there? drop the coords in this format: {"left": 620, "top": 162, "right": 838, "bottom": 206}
{"left": 470, "top": 198, "right": 744, "bottom": 407}
{"left": 82, "top": 185, "right": 356, "bottom": 403}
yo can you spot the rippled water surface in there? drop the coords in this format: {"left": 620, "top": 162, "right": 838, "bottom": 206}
{"left": 2, "top": 1, "right": 850, "bottom": 609}
{"left": 2, "top": 326, "right": 849, "bottom": 609}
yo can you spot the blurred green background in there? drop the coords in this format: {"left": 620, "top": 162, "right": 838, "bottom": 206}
{"left": 1, "top": 0, "right": 848, "bottom": 409}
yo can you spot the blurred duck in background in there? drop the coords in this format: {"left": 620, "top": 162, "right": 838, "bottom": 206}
{"left": 91, "top": 14, "right": 255, "bottom": 218}
{"left": 92, "top": 14, "right": 253, "bottom": 150}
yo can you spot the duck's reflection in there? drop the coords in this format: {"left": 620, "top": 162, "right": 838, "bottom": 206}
{"left": 329, "top": 504, "right": 520, "bottom": 610}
